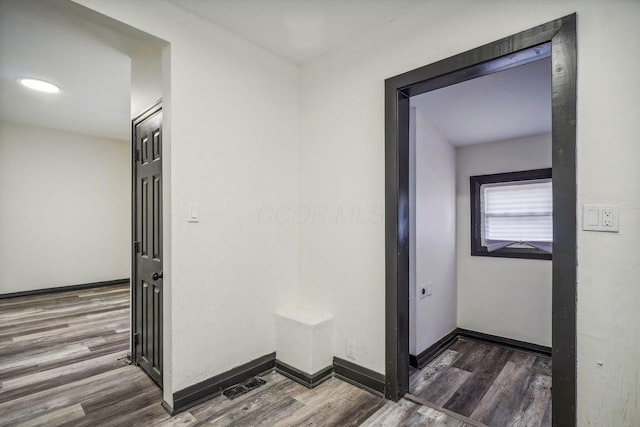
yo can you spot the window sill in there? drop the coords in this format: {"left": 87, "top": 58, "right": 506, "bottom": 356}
{"left": 471, "top": 246, "right": 552, "bottom": 260}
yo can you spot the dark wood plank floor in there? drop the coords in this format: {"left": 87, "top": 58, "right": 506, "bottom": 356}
{"left": 409, "top": 337, "right": 552, "bottom": 427}
{"left": 1, "top": 284, "right": 472, "bottom": 426}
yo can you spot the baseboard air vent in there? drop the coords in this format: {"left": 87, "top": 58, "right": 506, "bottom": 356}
{"left": 222, "top": 377, "right": 266, "bottom": 400}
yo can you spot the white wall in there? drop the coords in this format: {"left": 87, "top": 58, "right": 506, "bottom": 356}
{"left": 131, "top": 44, "right": 162, "bottom": 118}
{"left": 298, "top": 1, "right": 640, "bottom": 425}
{"left": 75, "top": 0, "right": 640, "bottom": 423}
{"left": 73, "top": 0, "right": 300, "bottom": 406}
{"left": 410, "top": 109, "right": 457, "bottom": 355}
{"left": 0, "top": 121, "right": 129, "bottom": 294}
{"left": 456, "top": 134, "right": 552, "bottom": 347}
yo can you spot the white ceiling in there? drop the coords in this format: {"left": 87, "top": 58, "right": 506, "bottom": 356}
{"left": 0, "top": 0, "right": 144, "bottom": 141}
{"left": 168, "top": 0, "right": 429, "bottom": 64}
{"left": 411, "top": 57, "right": 552, "bottom": 146}
{"left": 1, "top": 0, "right": 548, "bottom": 145}
{"left": 0, "top": 0, "right": 428, "bottom": 140}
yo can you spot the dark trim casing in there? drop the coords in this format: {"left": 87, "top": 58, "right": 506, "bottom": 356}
{"left": 0, "top": 278, "right": 129, "bottom": 299}
{"left": 333, "top": 357, "right": 386, "bottom": 397}
{"left": 385, "top": 14, "right": 577, "bottom": 426}
{"left": 384, "top": 87, "right": 411, "bottom": 402}
{"left": 409, "top": 329, "right": 459, "bottom": 370}
{"left": 470, "top": 168, "right": 553, "bottom": 260}
{"left": 458, "top": 328, "right": 552, "bottom": 356}
{"left": 275, "top": 360, "right": 333, "bottom": 389}
{"left": 164, "top": 352, "right": 276, "bottom": 415}
{"left": 550, "top": 14, "right": 578, "bottom": 427}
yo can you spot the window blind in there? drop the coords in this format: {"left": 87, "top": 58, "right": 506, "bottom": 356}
{"left": 481, "top": 179, "right": 553, "bottom": 244}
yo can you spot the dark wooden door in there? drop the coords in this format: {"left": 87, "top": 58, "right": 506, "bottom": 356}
{"left": 132, "top": 103, "right": 163, "bottom": 387}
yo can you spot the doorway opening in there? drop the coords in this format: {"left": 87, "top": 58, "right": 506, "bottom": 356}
{"left": 0, "top": 0, "right": 170, "bottom": 401}
{"left": 385, "top": 14, "right": 576, "bottom": 426}
{"left": 407, "top": 52, "right": 553, "bottom": 425}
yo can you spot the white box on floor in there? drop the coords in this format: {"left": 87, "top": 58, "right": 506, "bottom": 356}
{"left": 275, "top": 307, "right": 333, "bottom": 375}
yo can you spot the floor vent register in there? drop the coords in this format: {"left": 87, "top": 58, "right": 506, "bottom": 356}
{"left": 223, "top": 377, "right": 266, "bottom": 400}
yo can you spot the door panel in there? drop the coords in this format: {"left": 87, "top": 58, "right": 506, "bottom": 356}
{"left": 133, "top": 104, "right": 163, "bottom": 387}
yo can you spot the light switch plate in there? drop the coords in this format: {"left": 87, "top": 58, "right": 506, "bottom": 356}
{"left": 582, "top": 204, "right": 619, "bottom": 232}
{"left": 188, "top": 204, "right": 199, "bottom": 223}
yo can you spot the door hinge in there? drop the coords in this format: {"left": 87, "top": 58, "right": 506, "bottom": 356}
{"left": 134, "top": 241, "right": 140, "bottom": 253}
{"left": 134, "top": 332, "right": 140, "bottom": 345}
{"left": 135, "top": 149, "right": 141, "bottom": 162}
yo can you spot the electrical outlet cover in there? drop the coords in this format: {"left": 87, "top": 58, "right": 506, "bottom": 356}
{"left": 418, "top": 284, "right": 427, "bottom": 299}
{"left": 583, "top": 204, "right": 619, "bottom": 232}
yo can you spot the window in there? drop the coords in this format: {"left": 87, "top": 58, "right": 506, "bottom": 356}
{"left": 470, "top": 168, "right": 552, "bottom": 260}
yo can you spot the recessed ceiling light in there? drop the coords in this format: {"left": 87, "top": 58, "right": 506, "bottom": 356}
{"left": 19, "top": 78, "right": 60, "bottom": 93}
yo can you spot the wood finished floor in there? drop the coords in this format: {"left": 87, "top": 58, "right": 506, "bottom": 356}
{"left": 1, "top": 284, "right": 471, "bottom": 426}
{"left": 409, "top": 338, "right": 552, "bottom": 427}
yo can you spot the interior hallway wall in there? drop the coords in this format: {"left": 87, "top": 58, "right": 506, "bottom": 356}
{"left": 73, "top": 0, "right": 300, "bottom": 406}
{"left": 0, "top": 121, "right": 130, "bottom": 294}
{"left": 456, "top": 133, "right": 552, "bottom": 347}
{"left": 410, "top": 108, "right": 457, "bottom": 356}
{"left": 77, "top": 0, "right": 640, "bottom": 423}
{"left": 297, "top": 1, "right": 640, "bottom": 425}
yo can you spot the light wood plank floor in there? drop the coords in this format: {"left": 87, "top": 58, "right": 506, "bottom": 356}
{"left": 1, "top": 284, "right": 471, "bottom": 426}
{"left": 409, "top": 338, "right": 552, "bottom": 427}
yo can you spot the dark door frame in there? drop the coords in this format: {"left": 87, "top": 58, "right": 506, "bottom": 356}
{"left": 384, "top": 14, "right": 577, "bottom": 426}
{"left": 131, "top": 99, "right": 163, "bottom": 380}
